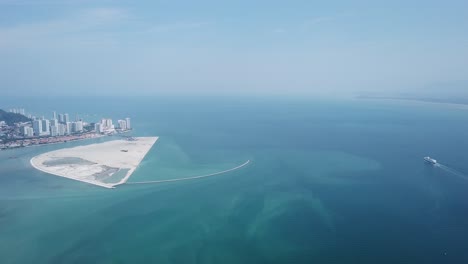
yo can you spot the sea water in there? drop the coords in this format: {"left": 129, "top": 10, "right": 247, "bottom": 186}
{"left": 1, "top": 97, "right": 468, "bottom": 263}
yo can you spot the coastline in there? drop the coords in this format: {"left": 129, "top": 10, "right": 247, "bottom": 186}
{"left": 357, "top": 97, "right": 468, "bottom": 110}
{"left": 30, "top": 137, "right": 158, "bottom": 189}
{"left": 113, "top": 144, "right": 153, "bottom": 186}
{"left": 1, "top": 133, "right": 106, "bottom": 151}
{"left": 30, "top": 156, "right": 115, "bottom": 189}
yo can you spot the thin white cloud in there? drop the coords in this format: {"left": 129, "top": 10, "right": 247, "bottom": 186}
{"left": 273, "top": 28, "right": 286, "bottom": 34}
{"left": 0, "top": 8, "right": 209, "bottom": 49}
{"left": 302, "top": 16, "right": 334, "bottom": 28}
{"left": 146, "top": 22, "right": 209, "bottom": 33}
{"left": 302, "top": 12, "right": 355, "bottom": 29}
{"left": 0, "top": 7, "right": 128, "bottom": 48}
{"left": 271, "top": 12, "right": 353, "bottom": 34}
{"left": 80, "top": 7, "right": 128, "bottom": 24}
{"left": 0, "top": 0, "right": 96, "bottom": 6}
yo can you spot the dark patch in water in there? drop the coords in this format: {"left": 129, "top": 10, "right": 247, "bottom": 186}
{"left": 43, "top": 157, "right": 96, "bottom": 167}
{"left": 92, "top": 165, "right": 119, "bottom": 181}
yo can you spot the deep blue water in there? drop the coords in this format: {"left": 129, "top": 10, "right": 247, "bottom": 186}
{"left": 1, "top": 97, "right": 468, "bottom": 263}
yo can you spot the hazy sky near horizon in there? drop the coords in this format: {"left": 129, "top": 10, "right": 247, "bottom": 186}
{"left": 0, "top": 0, "right": 467, "bottom": 96}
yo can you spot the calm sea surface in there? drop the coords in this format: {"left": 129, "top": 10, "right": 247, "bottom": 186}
{"left": 1, "top": 97, "right": 468, "bottom": 264}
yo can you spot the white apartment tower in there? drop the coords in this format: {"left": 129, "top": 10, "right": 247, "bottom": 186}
{"left": 65, "top": 122, "right": 71, "bottom": 135}
{"left": 20, "top": 126, "right": 28, "bottom": 136}
{"left": 21, "top": 126, "right": 34, "bottom": 137}
{"left": 50, "top": 126, "right": 58, "bottom": 137}
{"left": 125, "top": 118, "right": 131, "bottom": 129}
{"left": 58, "top": 123, "right": 66, "bottom": 136}
{"left": 75, "top": 121, "right": 83, "bottom": 132}
{"left": 41, "top": 119, "right": 50, "bottom": 134}
{"left": 95, "top": 123, "right": 103, "bottom": 133}
{"left": 117, "top": 120, "right": 127, "bottom": 130}
{"left": 26, "top": 127, "right": 34, "bottom": 137}
{"left": 106, "top": 119, "right": 113, "bottom": 129}
{"left": 50, "top": 119, "right": 58, "bottom": 127}
{"left": 64, "top": 114, "right": 70, "bottom": 123}
{"left": 32, "top": 120, "right": 42, "bottom": 136}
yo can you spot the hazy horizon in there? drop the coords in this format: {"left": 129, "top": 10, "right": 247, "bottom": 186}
{"left": 1, "top": 0, "right": 468, "bottom": 97}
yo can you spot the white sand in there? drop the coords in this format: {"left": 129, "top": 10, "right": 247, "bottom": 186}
{"left": 30, "top": 137, "right": 158, "bottom": 188}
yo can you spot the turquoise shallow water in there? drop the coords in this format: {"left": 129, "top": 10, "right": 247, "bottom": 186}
{"left": 1, "top": 97, "right": 468, "bottom": 263}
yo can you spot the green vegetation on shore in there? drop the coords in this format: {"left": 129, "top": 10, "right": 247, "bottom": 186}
{"left": 0, "top": 109, "right": 31, "bottom": 125}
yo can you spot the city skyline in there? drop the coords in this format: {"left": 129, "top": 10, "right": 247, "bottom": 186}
{"left": 1, "top": 107, "right": 132, "bottom": 149}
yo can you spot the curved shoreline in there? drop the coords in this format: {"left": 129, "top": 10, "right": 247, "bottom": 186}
{"left": 358, "top": 97, "right": 468, "bottom": 110}
{"left": 29, "top": 137, "right": 158, "bottom": 189}
{"left": 30, "top": 156, "right": 115, "bottom": 189}
{"left": 2, "top": 133, "right": 105, "bottom": 151}
{"left": 124, "top": 160, "right": 251, "bottom": 185}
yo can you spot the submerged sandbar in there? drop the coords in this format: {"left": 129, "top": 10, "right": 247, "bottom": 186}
{"left": 30, "top": 137, "right": 158, "bottom": 188}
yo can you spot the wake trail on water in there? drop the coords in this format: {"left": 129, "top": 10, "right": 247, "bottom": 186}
{"left": 435, "top": 163, "right": 468, "bottom": 179}
{"left": 125, "top": 160, "right": 251, "bottom": 185}
{"left": 1, "top": 160, "right": 251, "bottom": 199}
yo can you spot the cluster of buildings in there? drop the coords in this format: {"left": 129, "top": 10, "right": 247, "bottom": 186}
{"left": 1, "top": 108, "right": 133, "bottom": 149}
{"left": 26, "top": 112, "right": 83, "bottom": 137}
{"left": 8, "top": 108, "right": 26, "bottom": 115}
{"left": 94, "top": 117, "right": 131, "bottom": 134}
{"left": 10, "top": 109, "right": 131, "bottom": 138}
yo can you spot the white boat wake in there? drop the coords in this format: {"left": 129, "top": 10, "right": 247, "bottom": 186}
{"left": 124, "top": 160, "right": 251, "bottom": 185}
{"left": 435, "top": 163, "right": 468, "bottom": 179}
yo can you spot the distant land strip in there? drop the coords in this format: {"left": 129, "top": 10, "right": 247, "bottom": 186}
{"left": 357, "top": 95, "right": 468, "bottom": 107}
{"left": 124, "top": 160, "right": 251, "bottom": 185}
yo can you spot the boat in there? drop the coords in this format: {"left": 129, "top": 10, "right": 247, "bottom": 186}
{"left": 424, "top": 156, "right": 437, "bottom": 165}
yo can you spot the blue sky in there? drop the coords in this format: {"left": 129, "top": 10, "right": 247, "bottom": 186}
{"left": 0, "top": 0, "right": 467, "bottom": 96}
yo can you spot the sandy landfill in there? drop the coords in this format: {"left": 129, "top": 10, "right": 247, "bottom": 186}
{"left": 30, "top": 137, "right": 158, "bottom": 188}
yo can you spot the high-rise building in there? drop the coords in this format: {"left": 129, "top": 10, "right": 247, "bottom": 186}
{"left": 41, "top": 119, "right": 50, "bottom": 134}
{"left": 71, "top": 121, "right": 83, "bottom": 133}
{"left": 95, "top": 123, "right": 103, "bottom": 133}
{"left": 20, "top": 126, "right": 34, "bottom": 137}
{"left": 64, "top": 114, "right": 70, "bottom": 123}
{"left": 26, "top": 127, "right": 34, "bottom": 137}
{"left": 65, "top": 122, "right": 71, "bottom": 135}
{"left": 32, "top": 120, "right": 42, "bottom": 136}
{"left": 58, "top": 124, "right": 66, "bottom": 136}
{"left": 75, "top": 121, "right": 83, "bottom": 132}
{"left": 125, "top": 118, "right": 131, "bottom": 129}
{"left": 50, "top": 119, "right": 58, "bottom": 127}
{"left": 53, "top": 111, "right": 57, "bottom": 120}
{"left": 100, "top": 118, "right": 114, "bottom": 130}
{"left": 58, "top": 114, "right": 64, "bottom": 123}
{"left": 106, "top": 119, "right": 113, "bottom": 129}
{"left": 50, "top": 125, "right": 58, "bottom": 137}
{"left": 20, "top": 126, "right": 28, "bottom": 136}
{"left": 117, "top": 120, "right": 127, "bottom": 130}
